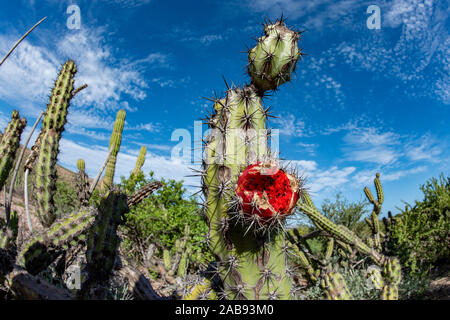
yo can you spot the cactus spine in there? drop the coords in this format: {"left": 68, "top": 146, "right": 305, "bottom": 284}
{"left": 0, "top": 110, "right": 27, "bottom": 191}
{"left": 132, "top": 146, "right": 147, "bottom": 176}
{"left": 200, "top": 18, "right": 302, "bottom": 300}
{"left": 35, "top": 60, "right": 78, "bottom": 227}
{"left": 103, "top": 110, "right": 126, "bottom": 190}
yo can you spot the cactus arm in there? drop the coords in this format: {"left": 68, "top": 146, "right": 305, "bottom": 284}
{"left": 34, "top": 60, "right": 78, "bottom": 227}
{"left": 16, "top": 207, "right": 97, "bottom": 275}
{"left": 24, "top": 169, "right": 32, "bottom": 232}
{"left": 298, "top": 192, "right": 384, "bottom": 265}
{"left": 0, "top": 111, "right": 27, "bottom": 193}
{"left": 79, "top": 190, "right": 129, "bottom": 298}
{"left": 88, "top": 145, "right": 114, "bottom": 195}
{"left": 127, "top": 181, "right": 163, "bottom": 207}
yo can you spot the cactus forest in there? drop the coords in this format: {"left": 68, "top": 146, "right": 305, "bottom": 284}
{"left": 0, "top": 14, "right": 449, "bottom": 302}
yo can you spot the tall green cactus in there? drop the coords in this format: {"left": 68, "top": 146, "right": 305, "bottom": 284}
{"left": 200, "top": 18, "right": 303, "bottom": 300}
{"left": 103, "top": 110, "right": 126, "bottom": 190}
{"left": 132, "top": 146, "right": 147, "bottom": 176}
{"left": 34, "top": 60, "right": 78, "bottom": 227}
{"left": 0, "top": 110, "right": 27, "bottom": 191}
{"left": 79, "top": 190, "right": 129, "bottom": 298}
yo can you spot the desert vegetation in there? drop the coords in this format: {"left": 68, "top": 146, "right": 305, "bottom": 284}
{"left": 0, "top": 18, "right": 448, "bottom": 300}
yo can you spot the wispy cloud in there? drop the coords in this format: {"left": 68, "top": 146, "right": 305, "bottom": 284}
{"left": 0, "top": 26, "right": 170, "bottom": 119}
{"left": 287, "top": 159, "right": 356, "bottom": 193}
{"left": 405, "top": 134, "right": 444, "bottom": 162}
{"left": 353, "top": 166, "right": 427, "bottom": 185}
{"left": 127, "top": 122, "right": 161, "bottom": 133}
{"left": 342, "top": 127, "right": 401, "bottom": 165}
{"left": 272, "top": 113, "right": 309, "bottom": 137}
{"left": 58, "top": 138, "right": 196, "bottom": 187}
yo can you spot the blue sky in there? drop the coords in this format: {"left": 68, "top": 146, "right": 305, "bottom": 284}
{"left": 0, "top": 0, "right": 448, "bottom": 218}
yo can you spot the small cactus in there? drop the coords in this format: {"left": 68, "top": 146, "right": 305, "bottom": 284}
{"left": 132, "top": 146, "right": 147, "bottom": 176}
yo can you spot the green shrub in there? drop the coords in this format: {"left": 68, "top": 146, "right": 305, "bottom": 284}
{"left": 120, "top": 171, "right": 213, "bottom": 270}
{"left": 388, "top": 174, "right": 450, "bottom": 277}
{"left": 321, "top": 192, "right": 371, "bottom": 238}
{"left": 53, "top": 181, "right": 79, "bottom": 217}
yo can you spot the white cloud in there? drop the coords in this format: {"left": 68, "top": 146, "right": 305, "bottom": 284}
{"left": 245, "top": 0, "right": 366, "bottom": 29}
{"left": 353, "top": 166, "right": 427, "bottom": 185}
{"left": 405, "top": 134, "right": 443, "bottom": 162}
{"left": 0, "top": 26, "right": 170, "bottom": 125}
{"left": 342, "top": 127, "right": 401, "bottom": 165}
{"left": 336, "top": 0, "right": 449, "bottom": 104}
{"left": 272, "top": 113, "right": 308, "bottom": 137}
{"left": 127, "top": 122, "right": 160, "bottom": 133}
{"left": 308, "top": 166, "right": 357, "bottom": 193}
{"left": 107, "top": 0, "right": 152, "bottom": 8}
{"left": 58, "top": 138, "right": 197, "bottom": 187}
{"left": 286, "top": 159, "right": 356, "bottom": 193}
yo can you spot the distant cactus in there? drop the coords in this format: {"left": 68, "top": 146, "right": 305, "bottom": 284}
{"left": 132, "top": 146, "right": 147, "bottom": 176}
{"left": 103, "top": 109, "right": 126, "bottom": 190}
{"left": 75, "top": 159, "right": 90, "bottom": 207}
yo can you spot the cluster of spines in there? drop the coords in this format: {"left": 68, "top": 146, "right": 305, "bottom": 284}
{"left": 34, "top": 60, "right": 78, "bottom": 227}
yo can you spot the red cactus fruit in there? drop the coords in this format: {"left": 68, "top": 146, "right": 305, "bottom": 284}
{"left": 235, "top": 162, "right": 300, "bottom": 221}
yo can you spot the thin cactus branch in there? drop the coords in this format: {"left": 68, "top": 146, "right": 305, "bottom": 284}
{"left": 0, "top": 17, "right": 47, "bottom": 67}
{"left": 6, "top": 111, "right": 44, "bottom": 223}
{"left": 88, "top": 145, "right": 114, "bottom": 196}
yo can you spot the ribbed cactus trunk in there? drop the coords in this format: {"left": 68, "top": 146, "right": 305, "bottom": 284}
{"left": 0, "top": 110, "right": 27, "bottom": 191}
{"left": 35, "top": 60, "right": 78, "bottom": 227}
{"left": 200, "top": 19, "right": 303, "bottom": 300}
{"left": 103, "top": 110, "right": 126, "bottom": 190}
